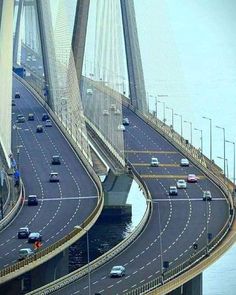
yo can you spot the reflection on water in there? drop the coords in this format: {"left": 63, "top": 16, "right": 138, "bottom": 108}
{"left": 69, "top": 179, "right": 146, "bottom": 272}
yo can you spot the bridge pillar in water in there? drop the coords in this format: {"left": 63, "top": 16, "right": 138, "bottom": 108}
{"left": 0, "top": 249, "right": 69, "bottom": 294}
{"left": 168, "top": 273, "right": 202, "bottom": 295}
{"left": 102, "top": 169, "right": 132, "bottom": 219}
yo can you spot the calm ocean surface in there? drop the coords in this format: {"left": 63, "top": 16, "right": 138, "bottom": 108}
{"left": 134, "top": 1, "right": 236, "bottom": 294}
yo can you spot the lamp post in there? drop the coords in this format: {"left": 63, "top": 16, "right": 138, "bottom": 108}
{"left": 217, "top": 156, "right": 228, "bottom": 178}
{"left": 174, "top": 113, "right": 183, "bottom": 140}
{"left": 75, "top": 226, "right": 91, "bottom": 295}
{"left": 157, "top": 100, "right": 166, "bottom": 124}
{"left": 194, "top": 128, "right": 203, "bottom": 155}
{"left": 216, "top": 126, "right": 226, "bottom": 177}
{"left": 202, "top": 116, "right": 212, "bottom": 162}
{"left": 225, "top": 140, "right": 235, "bottom": 184}
{"left": 166, "top": 106, "right": 174, "bottom": 129}
{"left": 184, "top": 120, "right": 192, "bottom": 145}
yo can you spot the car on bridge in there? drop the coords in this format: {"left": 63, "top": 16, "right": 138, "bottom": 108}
{"left": 177, "top": 179, "right": 187, "bottom": 189}
{"left": 203, "top": 190, "right": 212, "bottom": 201}
{"left": 28, "top": 232, "right": 42, "bottom": 243}
{"left": 110, "top": 265, "right": 125, "bottom": 277}
{"left": 28, "top": 113, "right": 34, "bottom": 121}
{"left": 187, "top": 174, "right": 198, "bottom": 183}
{"left": 49, "top": 172, "right": 59, "bottom": 182}
{"left": 42, "top": 113, "right": 49, "bottom": 121}
{"left": 51, "top": 155, "right": 61, "bottom": 165}
{"left": 122, "top": 117, "right": 130, "bottom": 125}
{"left": 169, "top": 186, "right": 178, "bottom": 196}
{"left": 17, "top": 114, "right": 25, "bottom": 123}
{"left": 150, "top": 157, "right": 159, "bottom": 167}
{"left": 18, "top": 227, "right": 30, "bottom": 239}
{"left": 18, "top": 248, "right": 34, "bottom": 260}
{"left": 45, "top": 119, "right": 52, "bottom": 127}
{"left": 180, "top": 158, "right": 189, "bottom": 166}
{"left": 86, "top": 88, "right": 93, "bottom": 95}
{"left": 28, "top": 195, "right": 38, "bottom": 206}
{"left": 36, "top": 125, "right": 43, "bottom": 133}
{"left": 14, "top": 91, "right": 20, "bottom": 98}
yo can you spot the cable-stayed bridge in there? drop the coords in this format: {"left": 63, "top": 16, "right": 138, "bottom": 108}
{"left": 0, "top": 1, "right": 235, "bottom": 295}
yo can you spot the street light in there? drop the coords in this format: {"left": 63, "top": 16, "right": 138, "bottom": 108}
{"left": 174, "top": 113, "right": 183, "bottom": 140}
{"left": 217, "top": 156, "right": 228, "bottom": 178}
{"left": 225, "top": 140, "right": 235, "bottom": 184}
{"left": 75, "top": 226, "right": 91, "bottom": 295}
{"left": 157, "top": 100, "right": 166, "bottom": 123}
{"left": 216, "top": 126, "right": 226, "bottom": 177}
{"left": 194, "top": 128, "right": 203, "bottom": 154}
{"left": 166, "top": 106, "right": 174, "bottom": 129}
{"left": 202, "top": 116, "right": 212, "bottom": 162}
{"left": 184, "top": 120, "right": 192, "bottom": 145}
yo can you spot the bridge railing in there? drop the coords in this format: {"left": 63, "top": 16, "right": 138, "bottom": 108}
{"left": 25, "top": 162, "right": 153, "bottom": 294}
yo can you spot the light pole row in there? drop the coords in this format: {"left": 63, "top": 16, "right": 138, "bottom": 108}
{"left": 149, "top": 97, "right": 235, "bottom": 183}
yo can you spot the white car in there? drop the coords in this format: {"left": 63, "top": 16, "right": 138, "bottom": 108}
{"left": 110, "top": 265, "right": 125, "bottom": 277}
{"left": 118, "top": 124, "right": 125, "bottom": 131}
{"left": 150, "top": 157, "right": 159, "bottom": 167}
{"left": 177, "top": 179, "right": 187, "bottom": 189}
{"left": 103, "top": 110, "right": 109, "bottom": 116}
{"left": 86, "top": 89, "right": 93, "bottom": 95}
{"left": 18, "top": 248, "right": 34, "bottom": 260}
{"left": 180, "top": 158, "right": 189, "bottom": 166}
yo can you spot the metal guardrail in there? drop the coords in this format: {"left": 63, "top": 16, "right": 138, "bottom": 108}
{"left": 0, "top": 180, "right": 24, "bottom": 233}
{"left": 26, "top": 162, "right": 153, "bottom": 294}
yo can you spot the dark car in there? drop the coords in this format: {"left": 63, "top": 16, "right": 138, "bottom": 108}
{"left": 12, "top": 99, "right": 16, "bottom": 106}
{"left": 18, "top": 227, "right": 30, "bottom": 239}
{"left": 45, "top": 119, "right": 52, "bottom": 127}
{"left": 51, "top": 155, "right": 61, "bottom": 165}
{"left": 42, "top": 113, "right": 49, "bottom": 121}
{"left": 203, "top": 190, "right": 212, "bottom": 201}
{"left": 15, "top": 91, "right": 20, "bottom": 98}
{"left": 28, "top": 113, "right": 34, "bottom": 121}
{"left": 28, "top": 232, "right": 42, "bottom": 243}
{"left": 17, "top": 114, "right": 25, "bottom": 123}
{"left": 36, "top": 125, "right": 43, "bottom": 133}
{"left": 28, "top": 195, "right": 38, "bottom": 206}
{"left": 49, "top": 172, "right": 59, "bottom": 182}
{"left": 169, "top": 186, "right": 178, "bottom": 196}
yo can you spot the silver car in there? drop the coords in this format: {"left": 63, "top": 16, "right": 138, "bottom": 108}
{"left": 110, "top": 265, "right": 125, "bottom": 277}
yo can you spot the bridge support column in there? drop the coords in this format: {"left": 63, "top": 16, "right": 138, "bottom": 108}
{"left": 120, "top": 0, "right": 147, "bottom": 113}
{"left": 102, "top": 169, "right": 132, "bottom": 219}
{"left": 72, "top": 0, "right": 90, "bottom": 82}
{"left": 183, "top": 273, "right": 202, "bottom": 295}
{"left": 168, "top": 273, "right": 202, "bottom": 295}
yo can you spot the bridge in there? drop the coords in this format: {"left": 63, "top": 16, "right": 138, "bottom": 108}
{"left": 0, "top": 1, "right": 235, "bottom": 295}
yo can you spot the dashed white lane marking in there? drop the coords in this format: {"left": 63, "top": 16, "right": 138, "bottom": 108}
{"left": 23, "top": 196, "right": 98, "bottom": 202}
{"left": 153, "top": 198, "right": 225, "bottom": 201}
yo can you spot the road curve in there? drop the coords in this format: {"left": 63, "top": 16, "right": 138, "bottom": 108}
{"left": 51, "top": 105, "right": 229, "bottom": 295}
{"left": 0, "top": 77, "right": 99, "bottom": 270}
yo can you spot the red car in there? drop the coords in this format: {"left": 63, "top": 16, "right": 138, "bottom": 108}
{"left": 187, "top": 174, "right": 198, "bottom": 183}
